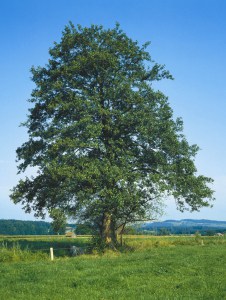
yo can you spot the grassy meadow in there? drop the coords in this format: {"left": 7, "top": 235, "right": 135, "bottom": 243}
{"left": 1, "top": 235, "right": 226, "bottom": 299}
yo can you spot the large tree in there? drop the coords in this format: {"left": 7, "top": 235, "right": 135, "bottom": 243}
{"left": 11, "top": 23, "right": 214, "bottom": 247}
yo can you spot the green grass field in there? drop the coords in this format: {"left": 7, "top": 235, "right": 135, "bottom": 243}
{"left": 1, "top": 235, "right": 226, "bottom": 299}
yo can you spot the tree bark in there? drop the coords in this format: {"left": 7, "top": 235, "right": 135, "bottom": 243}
{"left": 102, "top": 212, "right": 111, "bottom": 244}
{"left": 101, "top": 212, "right": 117, "bottom": 248}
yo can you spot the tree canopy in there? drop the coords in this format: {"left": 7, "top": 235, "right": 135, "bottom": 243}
{"left": 11, "top": 23, "right": 214, "bottom": 247}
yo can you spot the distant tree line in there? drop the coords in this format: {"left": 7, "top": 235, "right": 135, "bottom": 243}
{"left": 0, "top": 219, "right": 53, "bottom": 235}
{"left": 0, "top": 219, "right": 77, "bottom": 235}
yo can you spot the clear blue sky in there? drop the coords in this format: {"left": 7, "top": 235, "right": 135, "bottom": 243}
{"left": 0, "top": 0, "right": 225, "bottom": 221}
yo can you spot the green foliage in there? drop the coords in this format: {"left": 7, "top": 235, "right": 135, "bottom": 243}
{"left": 123, "top": 225, "right": 137, "bottom": 235}
{"left": 205, "top": 229, "right": 215, "bottom": 236}
{"left": 90, "top": 235, "right": 108, "bottom": 253}
{"left": 0, "top": 219, "right": 78, "bottom": 235}
{"left": 158, "top": 227, "right": 171, "bottom": 236}
{"left": 0, "top": 219, "right": 53, "bottom": 235}
{"left": 49, "top": 208, "right": 67, "bottom": 234}
{"left": 11, "top": 23, "right": 214, "bottom": 246}
{"left": 75, "top": 223, "right": 94, "bottom": 235}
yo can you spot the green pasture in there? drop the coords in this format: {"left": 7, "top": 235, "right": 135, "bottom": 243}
{"left": 0, "top": 235, "right": 226, "bottom": 299}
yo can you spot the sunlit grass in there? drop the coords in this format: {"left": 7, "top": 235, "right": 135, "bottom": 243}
{"left": 0, "top": 235, "right": 226, "bottom": 299}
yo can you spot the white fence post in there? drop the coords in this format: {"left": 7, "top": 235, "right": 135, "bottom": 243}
{"left": 50, "top": 247, "right": 54, "bottom": 261}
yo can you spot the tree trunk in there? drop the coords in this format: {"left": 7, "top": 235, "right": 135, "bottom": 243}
{"left": 102, "top": 212, "right": 112, "bottom": 244}
{"left": 101, "top": 212, "right": 118, "bottom": 249}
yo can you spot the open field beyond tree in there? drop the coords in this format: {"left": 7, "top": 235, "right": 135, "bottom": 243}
{"left": 1, "top": 236, "right": 226, "bottom": 299}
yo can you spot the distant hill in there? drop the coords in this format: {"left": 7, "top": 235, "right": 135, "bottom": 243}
{"left": 140, "top": 219, "right": 226, "bottom": 235}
